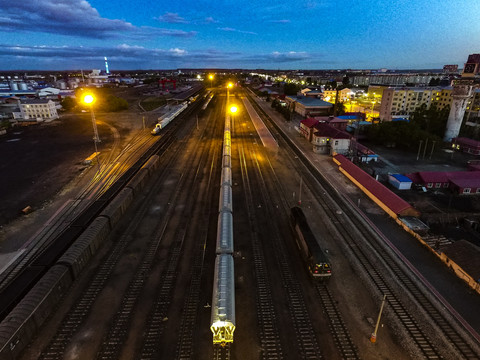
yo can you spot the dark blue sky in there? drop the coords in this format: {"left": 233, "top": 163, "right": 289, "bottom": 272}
{"left": 0, "top": 0, "right": 479, "bottom": 70}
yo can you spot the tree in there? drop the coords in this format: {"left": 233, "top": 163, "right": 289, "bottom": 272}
{"left": 342, "top": 75, "right": 350, "bottom": 86}
{"left": 284, "top": 83, "right": 300, "bottom": 95}
{"left": 102, "top": 95, "right": 129, "bottom": 112}
{"left": 60, "top": 97, "right": 76, "bottom": 111}
{"left": 271, "top": 98, "right": 279, "bottom": 109}
{"left": 330, "top": 102, "right": 346, "bottom": 116}
{"left": 364, "top": 117, "right": 443, "bottom": 150}
{"left": 410, "top": 103, "right": 449, "bottom": 138}
{"left": 326, "top": 80, "right": 337, "bottom": 90}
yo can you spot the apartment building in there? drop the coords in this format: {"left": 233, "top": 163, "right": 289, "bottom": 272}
{"left": 465, "top": 89, "right": 480, "bottom": 123}
{"left": 352, "top": 74, "right": 438, "bottom": 87}
{"left": 322, "top": 88, "right": 352, "bottom": 103}
{"left": 380, "top": 87, "right": 438, "bottom": 121}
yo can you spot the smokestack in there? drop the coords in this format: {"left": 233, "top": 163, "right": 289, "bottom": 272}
{"left": 104, "top": 57, "right": 110, "bottom": 74}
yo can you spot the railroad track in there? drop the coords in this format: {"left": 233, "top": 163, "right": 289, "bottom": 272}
{"left": 0, "top": 128, "right": 156, "bottom": 293}
{"left": 38, "top": 135, "right": 178, "bottom": 360}
{"left": 237, "top": 143, "right": 284, "bottom": 360}
{"left": 213, "top": 344, "right": 231, "bottom": 360}
{"left": 246, "top": 90, "right": 480, "bottom": 359}
{"left": 140, "top": 98, "right": 223, "bottom": 360}
{"left": 235, "top": 103, "right": 323, "bottom": 359}
{"left": 315, "top": 283, "right": 360, "bottom": 360}
{"left": 173, "top": 111, "right": 221, "bottom": 360}
{"left": 37, "top": 100, "right": 210, "bottom": 359}
{"left": 243, "top": 92, "right": 363, "bottom": 359}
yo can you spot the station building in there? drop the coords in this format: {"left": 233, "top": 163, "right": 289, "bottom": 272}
{"left": 285, "top": 96, "right": 333, "bottom": 117}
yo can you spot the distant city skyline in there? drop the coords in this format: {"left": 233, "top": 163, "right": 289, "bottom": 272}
{"left": 0, "top": 0, "right": 479, "bottom": 71}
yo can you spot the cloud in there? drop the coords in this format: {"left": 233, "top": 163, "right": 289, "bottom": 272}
{"left": 204, "top": 17, "right": 219, "bottom": 24}
{"left": 264, "top": 51, "right": 312, "bottom": 63}
{"left": 304, "top": 1, "right": 318, "bottom": 9}
{"left": 156, "top": 12, "right": 188, "bottom": 24}
{"left": 217, "top": 27, "right": 257, "bottom": 35}
{"left": 0, "top": 0, "right": 195, "bottom": 39}
{"left": 0, "top": 44, "right": 318, "bottom": 70}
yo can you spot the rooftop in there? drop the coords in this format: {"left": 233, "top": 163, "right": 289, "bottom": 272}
{"left": 313, "top": 123, "right": 351, "bottom": 139}
{"left": 288, "top": 96, "right": 333, "bottom": 107}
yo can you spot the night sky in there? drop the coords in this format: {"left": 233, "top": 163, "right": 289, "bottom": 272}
{"left": 0, "top": 0, "right": 479, "bottom": 70}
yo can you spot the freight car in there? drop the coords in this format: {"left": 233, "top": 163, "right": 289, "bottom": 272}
{"left": 210, "top": 254, "right": 235, "bottom": 345}
{"left": 290, "top": 206, "right": 332, "bottom": 279}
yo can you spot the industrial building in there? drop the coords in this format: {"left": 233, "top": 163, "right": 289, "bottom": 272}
{"left": 12, "top": 99, "right": 59, "bottom": 122}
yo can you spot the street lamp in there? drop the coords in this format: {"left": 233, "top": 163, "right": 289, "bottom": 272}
{"left": 230, "top": 105, "right": 238, "bottom": 124}
{"left": 371, "top": 100, "right": 376, "bottom": 121}
{"left": 209, "top": 74, "right": 214, "bottom": 88}
{"left": 83, "top": 94, "right": 101, "bottom": 170}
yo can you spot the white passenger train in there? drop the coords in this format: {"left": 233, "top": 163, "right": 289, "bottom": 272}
{"left": 151, "top": 102, "right": 188, "bottom": 135}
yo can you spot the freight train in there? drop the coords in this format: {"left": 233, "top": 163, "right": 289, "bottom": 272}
{"left": 210, "top": 112, "right": 235, "bottom": 345}
{"left": 0, "top": 155, "right": 161, "bottom": 359}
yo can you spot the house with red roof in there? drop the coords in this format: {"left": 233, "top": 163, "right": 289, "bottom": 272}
{"left": 312, "top": 123, "right": 351, "bottom": 155}
{"left": 313, "top": 116, "right": 348, "bottom": 131}
{"left": 448, "top": 171, "right": 480, "bottom": 194}
{"left": 453, "top": 137, "right": 480, "bottom": 156}
{"left": 333, "top": 154, "right": 420, "bottom": 218}
{"left": 299, "top": 117, "right": 319, "bottom": 142}
{"left": 414, "top": 172, "right": 450, "bottom": 190}
{"left": 406, "top": 170, "right": 480, "bottom": 195}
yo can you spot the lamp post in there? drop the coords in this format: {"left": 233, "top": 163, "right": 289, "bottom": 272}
{"left": 230, "top": 105, "right": 238, "bottom": 123}
{"left": 371, "top": 101, "right": 376, "bottom": 121}
{"left": 83, "top": 94, "right": 101, "bottom": 171}
{"left": 209, "top": 74, "right": 214, "bottom": 88}
{"left": 370, "top": 294, "right": 387, "bottom": 343}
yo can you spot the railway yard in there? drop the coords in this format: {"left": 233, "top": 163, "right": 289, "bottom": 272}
{"left": 0, "top": 85, "right": 480, "bottom": 359}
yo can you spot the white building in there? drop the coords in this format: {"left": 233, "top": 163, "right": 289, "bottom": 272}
{"left": 13, "top": 99, "right": 59, "bottom": 122}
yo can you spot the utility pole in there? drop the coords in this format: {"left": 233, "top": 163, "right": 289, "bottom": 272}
{"left": 142, "top": 116, "right": 145, "bottom": 130}
{"left": 370, "top": 294, "right": 387, "bottom": 343}
{"left": 298, "top": 177, "right": 303, "bottom": 205}
{"left": 429, "top": 140, "right": 436, "bottom": 159}
{"left": 417, "top": 140, "right": 423, "bottom": 160}
{"left": 423, "top": 138, "right": 429, "bottom": 159}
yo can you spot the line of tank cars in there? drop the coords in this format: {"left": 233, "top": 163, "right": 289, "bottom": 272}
{"left": 208, "top": 100, "right": 332, "bottom": 347}
{"left": 210, "top": 106, "right": 236, "bottom": 346}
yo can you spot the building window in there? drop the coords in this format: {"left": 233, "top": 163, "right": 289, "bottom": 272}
{"left": 334, "top": 140, "right": 338, "bottom": 146}
{"left": 427, "top": 183, "right": 433, "bottom": 188}
{"left": 435, "top": 183, "right": 441, "bottom": 188}
{"left": 443, "top": 183, "right": 449, "bottom": 188}
{"left": 463, "top": 188, "right": 471, "bottom": 194}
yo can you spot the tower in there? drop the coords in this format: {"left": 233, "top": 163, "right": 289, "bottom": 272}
{"left": 104, "top": 57, "right": 110, "bottom": 74}
{"left": 443, "top": 54, "right": 479, "bottom": 142}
